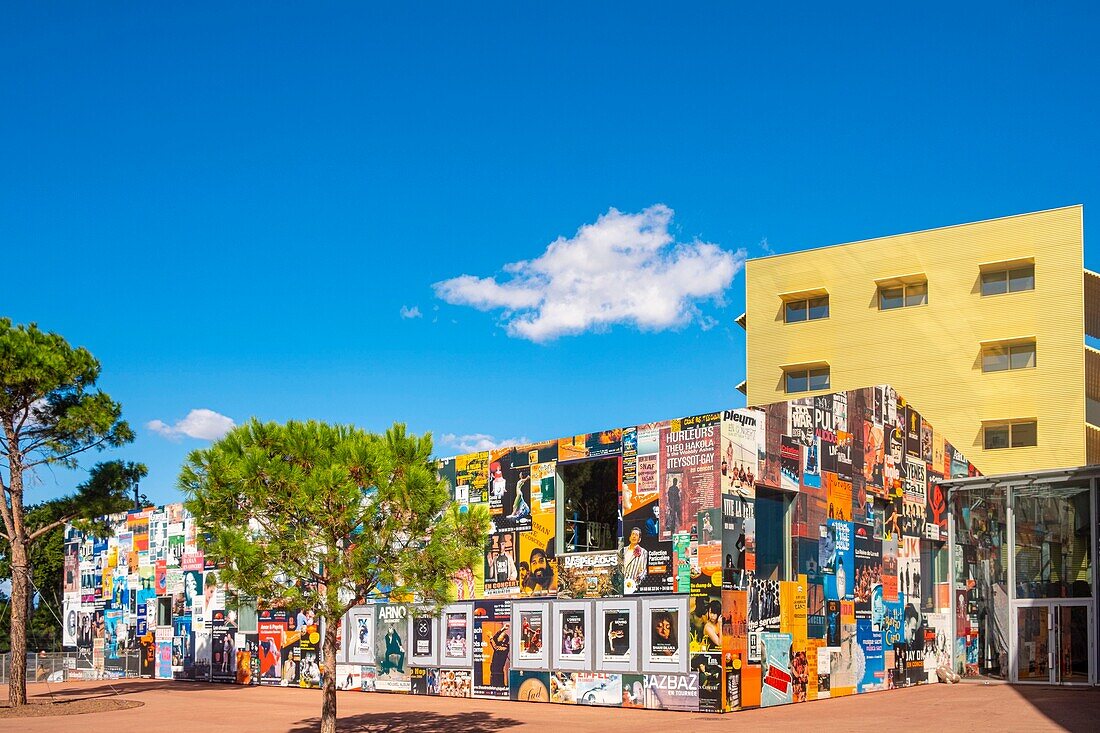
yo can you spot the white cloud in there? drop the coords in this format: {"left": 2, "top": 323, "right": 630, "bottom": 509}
{"left": 400, "top": 305, "right": 423, "bottom": 319}
{"left": 147, "top": 409, "right": 236, "bottom": 441}
{"left": 433, "top": 204, "right": 745, "bottom": 342}
{"left": 440, "top": 432, "right": 531, "bottom": 454}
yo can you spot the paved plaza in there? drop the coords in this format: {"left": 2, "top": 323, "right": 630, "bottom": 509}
{"left": 2, "top": 679, "right": 1099, "bottom": 732}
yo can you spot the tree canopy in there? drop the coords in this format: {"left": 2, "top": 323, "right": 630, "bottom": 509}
{"left": 0, "top": 318, "right": 137, "bottom": 705}
{"left": 181, "top": 419, "right": 489, "bottom": 733}
{"left": 0, "top": 465, "right": 149, "bottom": 655}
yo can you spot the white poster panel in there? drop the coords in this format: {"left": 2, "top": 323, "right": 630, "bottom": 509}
{"left": 553, "top": 600, "right": 593, "bottom": 671}
{"left": 344, "top": 606, "right": 375, "bottom": 664}
{"left": 409, "top": 608, "right": 439, "bottom": 667}
{"left": 641, "top": 597, "right": 689, "bottom": 673}
{"left": 510, "top": 600, "right": 550, "bottom": 670}
{"left": 441, "top": 602, "right": 473, "bottom": 667}
{"left": 595, "top": 599, "right": 638, "bottom": 672}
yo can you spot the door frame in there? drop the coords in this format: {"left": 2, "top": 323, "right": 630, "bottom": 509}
{"left": 1010, "top": 598, "right": 1095, "bottom": 685}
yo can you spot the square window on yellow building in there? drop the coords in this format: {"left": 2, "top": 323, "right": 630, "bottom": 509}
{"left": 783, "top": 295, "right": 829, "bottom": 323}
{"left": 785, "top": 366, "right": 830, "bottom": 393}
{"left": 982, "top": 342, "right": 1036, "bottom": 372}
{"left": 981, "top": 264, "right": 1035, "bottom": 296}
{"left": 984, "top": 420, "right": 1038, "bottom": 450}
{"left": 879, "top": 282, "right": 927, "bottom": 310}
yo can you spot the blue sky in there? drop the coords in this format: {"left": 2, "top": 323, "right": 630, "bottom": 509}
{"left": 3, "top": 2, "right": 1099, "bottom": 506}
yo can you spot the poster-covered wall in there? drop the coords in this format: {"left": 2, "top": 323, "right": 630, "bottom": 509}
{"left": 63, "top": 384, "right": 978, "bottom": 713}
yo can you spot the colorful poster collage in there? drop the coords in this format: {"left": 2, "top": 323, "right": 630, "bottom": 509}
{"left": 63, "top": 385, "right": 977, "bottom": 713}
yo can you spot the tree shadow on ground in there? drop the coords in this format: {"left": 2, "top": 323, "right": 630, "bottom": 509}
{"left": 287, "top": 710, "right": 523, "bottom": 733}
{"left": 20, "top": 679, "right": 273, "bottom": 701}
{"left": 1011, "top": 684, "right": 1100, "bottom": 731}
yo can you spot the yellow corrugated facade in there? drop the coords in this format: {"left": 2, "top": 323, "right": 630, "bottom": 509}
{"left": 744, "top": 206, "right": 1086, "bottom": 475}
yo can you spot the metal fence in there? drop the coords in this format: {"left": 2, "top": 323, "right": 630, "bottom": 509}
{"left": 0, "top": 651, "right": 142, "bottom": 684}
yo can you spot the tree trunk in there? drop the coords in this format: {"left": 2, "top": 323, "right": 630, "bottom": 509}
{"left": 320, "top": 615, "right": 339, "bottom": 733}
{"left": 7, "top": 542, "right": 29, "bottom": 706}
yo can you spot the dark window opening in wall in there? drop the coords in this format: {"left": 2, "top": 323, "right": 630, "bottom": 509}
{"left": 879, "top": 282, "right": 927, "bottom": 310}
{"left": 919, "top": 540, "right": 947, "bottom": 614}
{"left": 984, "top": 421, "right": 1038, "bottom": 450}
{"left": 755, "top": 487, "right": 790, "bottom": 581}
{"left": 784, "top": 296, "right": 830, "bottom": 323}
{"left": 981, "top": 265, "right": 1035, "bottom": 296}
{"left": 785, "top": 367, "right": 830, "bottom": 394}
{"left": 982, "top": 342, "right": 1036, "bottom": 372}
{"left": 559, "top": 457, "right": 620, "bottom": 553}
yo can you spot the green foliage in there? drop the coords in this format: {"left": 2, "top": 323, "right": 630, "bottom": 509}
{"left": 0, "top": 463, "right": 144, "bottom": 651}
{"left": 181, "top": 420, "right": 490, "bottom": 624}
{"left": 0, "top": 318, "right": 133, "bottom": 473}
{"left": 0, "top": 318, "right": 138, "bottom": 704}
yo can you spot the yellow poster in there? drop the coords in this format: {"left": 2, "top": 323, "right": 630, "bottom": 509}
{"left": 518, "top": 509, "right": 556, "bottom": 596}
{"left": 779, "top": 575, "right": 808, "bottom": 648}
{"left": 806, "top": 638, "right": 825, "bottom": 700}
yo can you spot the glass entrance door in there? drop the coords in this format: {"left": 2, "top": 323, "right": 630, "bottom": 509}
{"left": 1056, "top": 604, "right": 1091, "bottom": 684}
{"left": 1013, "top": 600, "right": 1094, "bottom": 684}
{"left": 1015, "top": 605, "right": 1050, "bottom": 682}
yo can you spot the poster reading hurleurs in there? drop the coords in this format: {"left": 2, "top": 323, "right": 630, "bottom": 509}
{"left": 659, "top": 413, "right": 720, "bottom": 540}
{"left": 473, "top": 600, "right": 511, "bottom": 698}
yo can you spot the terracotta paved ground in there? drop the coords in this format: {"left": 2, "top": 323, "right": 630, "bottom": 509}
{"left": 2, "top": 679, "right": 1098, "bottom": 732}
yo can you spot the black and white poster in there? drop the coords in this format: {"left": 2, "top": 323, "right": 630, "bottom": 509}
{"left": 413, "top": 615, "right": 433, "bottom": 657}
{"left": 603, "top": 609, "right": 630, "bottom": 661}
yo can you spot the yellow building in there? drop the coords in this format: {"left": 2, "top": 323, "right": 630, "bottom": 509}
{"left": 739, "top": 205, "right": 1098, "bottom": 474}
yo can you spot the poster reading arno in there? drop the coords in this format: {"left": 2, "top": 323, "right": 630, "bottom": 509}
{"left": 63, "top": 384, "right": 978, "bottom": 714}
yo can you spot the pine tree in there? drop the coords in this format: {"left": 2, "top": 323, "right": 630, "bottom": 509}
{"left": 181, "top": 420, "right": 489, "bottom": 733}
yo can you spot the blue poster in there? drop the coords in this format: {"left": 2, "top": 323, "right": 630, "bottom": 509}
{"left": 870, "top": 584, "right": 885, "bottom": 631}
{"left": 881, "top": 593, "right": 905, "bottom": 650}
{"left": 760, "top": 632, "right": 794, "bottom": 707}
{"left": 857, "top": 619, "right": 884, "bottom": 692}
{"left": 802, "top": 438, "right": 821, "bottom": 489}
{"left": 823, "top": 520, "right": 854, "bottom": 600}
{"left": 104, "top": 608, "right": 123, "bottom": 660}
